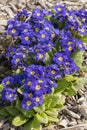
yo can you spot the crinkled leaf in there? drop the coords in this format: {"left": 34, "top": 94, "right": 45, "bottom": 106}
{"left": 65, "top": 75, "right": 78, "bottom": 82}
{"left": 24, "top": 117, "right": 41, "bottom": 130}
{"left": 0, "top": 109, "right": 9, "bottom": 117}
{"left": 21, "top": 109, "right": 35, "bottom": 118}
{"left": 12, "top": 114, "right": 28, "bottom": 126}
{"left": 17, "top": 87, "right": 24, "bottom": 95}
{"left": 45, "top": 108, "right": 58, "bottom": 117}
{"left": 36, "top": 112, "right": 48, "bottom": 124}
{"left": 55, "top": 78, "right": 69, "bottom": 93}
{"left": 64, "top": 84, "right": 77, "bottom": 96}
{"left": 0, "top": 84, "right": 4, "bottom": 92}
{"left": 34, "top": 104, "right": 45, "bottom": 113}
{"left": 44, "top": 98, "right": 52, "bottom": 109}
{"left": 80, "top": 35, "right": 87, "bottom": 44}
{"left": 71, "top": 50, "right": 84, "bottom": 68}
{"left": 48, "top": 116, "right": 59, "bottom": 122}
{"left": 44, "top": 95, "right": 59, "bottom": 109}
{"left": 5, "top": 106, "right": 20, "bottom": 116}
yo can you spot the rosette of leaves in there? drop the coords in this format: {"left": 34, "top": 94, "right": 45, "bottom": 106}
{"left": 0, "top": 4, "right": 87, "bottom": 130}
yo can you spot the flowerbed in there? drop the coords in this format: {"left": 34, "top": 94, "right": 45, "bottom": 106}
{"left": 0, "top": 4, "right": 87, "bottom": 130}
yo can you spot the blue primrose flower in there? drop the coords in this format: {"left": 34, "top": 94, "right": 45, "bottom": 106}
{"left": 22, "top": 98, "right": 35, "bottom": 110}
{"left": 2, "top": 76, "right": 15, "bottom": 87}
{"left": 31, "top": 8, "right": 45, "bottom": 21}
{"left": 35, "top": 50, "right": 46, "bottom": 61}
{"left": 1, "top": 88, "right": 17, "bottom": 102}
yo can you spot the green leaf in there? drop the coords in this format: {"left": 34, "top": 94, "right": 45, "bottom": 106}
{"left": 44, "top": 98, "right": 52, "bottom": 109}
{"left": 16, "top": 100, "right": 35, "bottom": 118}
{"left": 0, "top": 84, "right": 4, "bottom": 92}
{"left": 45, "top": 108, "right": 58, "bottom": 117}
{"left": 12, "top": 114, "right": 28, "bottom": 126}
{"left": 55, "top": 78, "right": 69, "bottom": 93}
{"left": 44, "top": 95, "right": 59, "bottom": 109}
{"left": 51, "top": 9, "right": 56, "bottom": 14}
{"left": 65, "top": 75, "right": 78, "bottom": 82}
{"left": 0, "top": 109, "right": 9, "bottom": 117}
{"left": 64, "top": 84, "right": 77, "bottom": 96}
{"left": 34, "top": 104, "right": 45, "bottom": 113}
{"left": 73, "top": 77, "right": 87, "bottom": 90}
{"left": 48, "top": 116, "right": 59, "bottom": 122}
{"left": 21, "top": 109, "right": 35, "bottom": 118}
{"left": 17, "top": 87, "right": 24, "bottom": 94}
{"left": 5, "top": 106, "right": 20, "bottom": 116}
{"left": 71, "top": 50, "right": 84, "bottom": 68}
{"left": 24, "top": 117, "right": 41, "bottom": 130}
{"left": 16, "top": 100, "right": 21, "bottom": 110}
{"left": 80, "top": 66, "right": 87, "bottom": 71}
{"left": 80, "top": 35, "right": 87, "bottom": 44}
{"left": 36, "top": 112, "right": 48, "bottom": 124}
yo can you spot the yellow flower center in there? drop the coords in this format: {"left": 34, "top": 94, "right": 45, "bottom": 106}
{"left": 24, "top": 49, "right": 28, "bottom": 54}
{"left": 71, "top": 26, "right": 74, "bottom": 30}
{"left": 26, "top": 101, "right": 31, "bottom": 106}
{"left": 41, "top": 34, "right": 46, "bottom": 38}
{"left": 38, "top": 80, "right": 43, "bottom": 83}
{"left": 57, "top": 8, "right": 62, "bottom": 11}
{"left": 10, "top": 51, "right": 14, "bottom": 55}
{"left": 24, "top": 29, "right": 28, "bottom": 32}
{"left": 16, "top": 58, "right": 20, "bottom": 62}
{"left": 68, "top": 46, "right": 72, "bottom": 51}
{"left": 81, "top": 28, "right": 85, "bottom": 32}
{"left": 51, "top": 33, "right": 55, "bottom": 38}
{"left": 28, "top": 93, "right": 33, "bottom": 98}
{"left": 35, "top": 85, "right": 41, "bottom": 90}
{"left": 58, "top": 57, "right": 63, "bottom": 61}
{"left": 79, "top": 44, "right": 82, "bottom": 48}
{"left": 32, "top": 37, "right": 36, "bottom": 41}
{"left": 35, "top": 28, "right": 39, "bottom": 32}
{"left": 25, "top": 36, "right": 29, "bottom": 41}
{"left": 36, "top": 97, "right": 40, "bottom": 102}
{"left": 65, "top": 62, "right": 69, "bottom": 65}
{"left": 39, "top": 54, "right": 44, "bottom": 58}
{"left": 37, "top": 13, "right": 41, "bottom": 16}
{"left": 27, "top": 81, "right": 31, "bottom": 86}
{"left": 23, "top": 55, "right": 26, "bottom": 58}
{"left": 10, "top": 93, "right": 14, "bottom": 97}
{"left": 30, "top": 71, "right": 35, "bottom": 75}
{"left": 35, "top": 48, "right": 39, "bottom": 52}
{"left": 68, "top": 42, "right": 72, "bottom": 45}
{"left": 51, "top": 70, "right": 56, "bottom": 74}
{"left": 70, "top": 16, "right": 73, "bottom": 19}
{"left": 6, "top": 81, "right": 10, "bottom": 85}
{"left": 12, "top": 29, "right": 16, "bottom": 33}
{"left": 45, "top": 27, "right": 49, "bottom": 30}
{"left": 22, "top": 79, "right": 25, "bottom": 83}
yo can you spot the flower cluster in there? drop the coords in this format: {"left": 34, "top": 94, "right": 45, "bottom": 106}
{"left": 1, "top": 4, "right": 86, "bottom": 110}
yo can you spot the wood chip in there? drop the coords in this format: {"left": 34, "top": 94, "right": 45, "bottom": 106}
{"left": 64, "top": 108, "right": 80, "bottom": 119}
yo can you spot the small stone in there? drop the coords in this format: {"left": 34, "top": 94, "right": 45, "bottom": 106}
{"left": 68, "top": 119, "right": 77, "bottom": 126}
{"left": 0, "top": 119, "right": 4, "bottom": 128}
{"left": 10, "top": 128, "right": 15, "bottom": 130}
{"left": 78, "top": 105, "right": 87, "bottom": 118}
{"left": 4, "top": 7, "right": 15, "bottom": 18}
{"left": 0, "top": 20, "right": 7, "bottom": 26}
{"left": 2, "top": 123, "right": 10, "bottom": 130}
{"left": 77, "top": 97, "right": 85, "bottom": 104}
{"left": 59, "top": 119, "right": 68, "bottom": 128}
{"left": 64, "top": 108, "right": 80, "bottom": 119}
{"left": 9, "top": 3, "right": 17, "bottom": 12}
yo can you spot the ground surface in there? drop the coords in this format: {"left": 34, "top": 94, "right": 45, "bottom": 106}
{"left": 0, "top": 0, "right": 87, "bottom": 130}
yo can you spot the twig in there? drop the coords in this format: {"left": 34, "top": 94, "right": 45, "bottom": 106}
{"left": 59, "top": 123, "right": 87, "bottom": 130}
